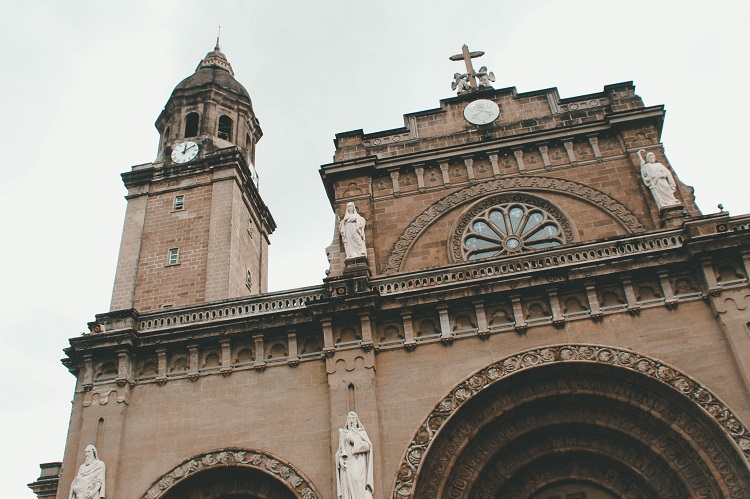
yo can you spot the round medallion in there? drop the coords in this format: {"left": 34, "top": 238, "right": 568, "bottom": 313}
{"left": 505, "top": 237, "right": 521, "bottom": 250}
{"left": 463, "top": 99, "right": 500, "bottom": 125}
{"left": 171, "top": 141, "right": 199, "bottom": 163}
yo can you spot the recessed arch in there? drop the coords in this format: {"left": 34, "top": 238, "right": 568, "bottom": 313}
{"left": 185, "top": 112, "right": 200, "bottom": 138}
{"left": 393, "top": 344, "right": 750, "bottom": 498}
{"left": 383, "top": 177, "right": 649, "bottom": 274}
{"left": 142, "top": 448, "right": 321, "bottom": 499}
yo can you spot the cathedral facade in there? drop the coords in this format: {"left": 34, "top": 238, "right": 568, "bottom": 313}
{"left": 30, "top": 44, "right": 750, "bottom": 498}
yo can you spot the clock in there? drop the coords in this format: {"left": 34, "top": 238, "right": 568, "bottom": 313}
{"left": 171, "top": 141, "right": 199, "bottom": 163}
{"left": 463, "top": 99, "right": 500, "bottom": 125}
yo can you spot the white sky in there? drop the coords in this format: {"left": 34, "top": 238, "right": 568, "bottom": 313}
{"left": 1, "top": 1, "right": 749, "bottom": 496}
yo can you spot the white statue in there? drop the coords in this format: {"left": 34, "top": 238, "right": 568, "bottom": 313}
{"left": 70, "top": 445, "right": 106, "bottom": 499}
{"left": 339, "top": 202, "right": 367, "bottom": 259}
{"left": 637, "top": 149, "right": 680, "bottom": 209}
{"left": 451, "top": 73, "right": 471, "bottom": 94}
{"left": 336, "top": 412, "right": 374, "bottom": 499}
{"left": 475, "top": 66, "right": 495, "bottom": 88}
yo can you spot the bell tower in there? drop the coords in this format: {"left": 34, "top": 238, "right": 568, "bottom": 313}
{"left": 109, "top": 42, "right": 275, "bottom": 314}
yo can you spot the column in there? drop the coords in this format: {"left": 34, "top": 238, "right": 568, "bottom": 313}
{"left": 585, "top": 283, "right": 603, "bottom": 322}
{"left": 548, "top": 288, "right": 565, "bottom": 328}
{"left": 588, "top": 134, "right": 603, "bottom": 160}
{"left": 287, "top": 331, "right": 299, "bottom": 367}
{"left": 473, "top": 300, "right": 489, "bottom": 338}
{"left": 188, "top": 344, "right": 199, "bottom": 381}
{"left": 563, "top": 140, "right": 577, "bottom": 164}
{"left": 401, "top": 311, "right": 416, "bottom": 350}
{"left": 437, "top": 305, "right": 453, "bottom": 344}
{"left": 513, "top": 148, "right": 525, "bottom": 172}
{"left": 488, "top": 151, "right": 501, "bottom": 176}
{"left": 538, "top": 143, "right": 551, "bottom": 168}
{"left": 511, "top": 295, "right": 527, "bottom": 333}
{"left": 439, "top": 161, "right": 451, "bottom": 185}
{"left": 253, "top": 334, "right": 266, "bottom": 372}
{"left": 220, "top": 339, "right": 232, "bottom": 376}
{"left": 389, "top": 170, "right": 400, "bottom": 197}
{"left": 462, "top": 155, "right": 476, "bottom": 182}
{"left": 414, "top": 164, "right": 425, "bottom": 193}
{"left": 658, "top": 270, "right": 678, "bottom": 309}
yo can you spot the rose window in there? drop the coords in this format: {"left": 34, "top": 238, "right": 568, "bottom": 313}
{"left": 462, "top": 202, "right": 564, "bottom": 260}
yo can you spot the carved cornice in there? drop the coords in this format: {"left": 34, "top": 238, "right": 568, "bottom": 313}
{"left": 393, "top": 344, "right": 750, "bottom": 499}
{"left": 384, "top": 176, "right": 649, "bottom": 274}
{"left": 142, "top": 448, "right": 320, "bottom": 499}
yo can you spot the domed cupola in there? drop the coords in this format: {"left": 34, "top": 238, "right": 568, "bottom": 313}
{"left": 155, "top": 39, "right": 262, "bottom": 178}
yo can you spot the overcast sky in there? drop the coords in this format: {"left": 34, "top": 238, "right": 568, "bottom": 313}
{"left": 2, "top": 1, "right": 749, "bottom": 496}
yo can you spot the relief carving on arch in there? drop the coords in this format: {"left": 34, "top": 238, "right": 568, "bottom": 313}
{"left": 392, "top": 344, "right": 750, "bottom": 499}
{"left": 436, "top": 382, "right": 722, "bottom": 498}
{"left": 143, "top": 448, "right": 321, "bottom": 499}
{"left": 383, "top": 177, "right": 648, "bottom": 274}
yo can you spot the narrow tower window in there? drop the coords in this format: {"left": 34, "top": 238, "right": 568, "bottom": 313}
{"left": 168, "top": 248, "right": 180, "bottom": 266}
{"left": 246, "top": 270, "right": 252, "bottom": 290}
{"left": 173, "top": 195, "right": 184, "bottom": 211}
{"left": 184, "top": 112, "right": 199, "bottom": 138}
{"left": 218, "top": 115, "right": 233, "bottom": 141}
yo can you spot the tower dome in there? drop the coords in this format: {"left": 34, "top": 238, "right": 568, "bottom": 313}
{"left": 155, "top": 41, "right": 262, "bottom": 167}
{"left": 173, "top": 44, "right": 251, "bottom": 101}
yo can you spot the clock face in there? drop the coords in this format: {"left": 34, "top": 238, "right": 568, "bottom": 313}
{"left": 464, "top": 99, "right": 500, "bottom": 125}
{"left": 171, "top": 141, "right": 199, "bottom": 163}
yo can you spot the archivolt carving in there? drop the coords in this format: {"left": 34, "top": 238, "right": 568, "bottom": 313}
{"left": 392, "top": 344, "right": 750, "bottom": 499}
{"left": 383, "top": 177, "right": 648, "bottom": 274}
{"left": 439, "top": 391, "right": 718, "bottom": 498}
{"left": 143, "top": 448, "right": 320, "bottom": 499}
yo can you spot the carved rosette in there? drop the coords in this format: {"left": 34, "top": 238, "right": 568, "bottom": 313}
{"left": 143, "top": 448, "right": 321, "bottom": 499}
{"left": 392, "top": 344, "right": 750, "bottom": 499}
{"left": 384, "top": 176, "right": 648, "bottom": 274}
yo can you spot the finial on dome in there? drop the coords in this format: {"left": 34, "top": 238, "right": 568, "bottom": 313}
{"left": 196, "top": 29, "right": 234, "bottom": 76}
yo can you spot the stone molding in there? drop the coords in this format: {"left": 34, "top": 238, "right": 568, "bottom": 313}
{"left": 142, "top": 448, "right": 320, "bottom": 499}
{"left": 392, "top": 344, "right": 750, "bottom": 499}
{"left": 383, "top": 176, "right": 649, "bottom": 274}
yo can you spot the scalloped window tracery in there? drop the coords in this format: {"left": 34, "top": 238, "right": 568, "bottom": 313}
{"left": 463, "top": 202, "right": 564, "bottom": 260}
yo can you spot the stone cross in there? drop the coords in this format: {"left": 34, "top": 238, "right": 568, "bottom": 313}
{"left": 449, "top": 44, "right": 485, "bottom": 88}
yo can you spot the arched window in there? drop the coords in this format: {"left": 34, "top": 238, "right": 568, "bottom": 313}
{"left": 218, "top": 115, "right": 233, "bottom": 141}
{"left": 460, "top": 198, "right": 568, "bottom": 261}
{"left": 184, "top": 112, "right": 199, "bottom": 138}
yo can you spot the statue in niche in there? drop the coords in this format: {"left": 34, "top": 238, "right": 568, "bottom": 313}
{"left": 340, "top": 202, "right": 367, "bottom": 259}
{"left": 637, "top": 149, "right": 680, "bottom": 208}
{"left": 336, "top": 411, "right": 374, "bottom": 499}
{"left": 451, "top": 73, "right": 471, "bottom": 94}
{"left": 475, "top": 66, "right": 495, "bottom": 88}
{"left": 69, "top": 445, "right": 106, "bottom": 499}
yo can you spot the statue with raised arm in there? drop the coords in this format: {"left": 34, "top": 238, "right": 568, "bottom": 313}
{"left": 336, "top": 412, "right": 374, "bottom": 499}
{"left": 451, "top": 72, "right": 472, "bottom": 94}
{"left": 637, "top": 149, "right": 680, "bottom": 209}
{"left": 475, "top": 66, "right": 495, "bottom": 88}
{"left": 69, "top": 445, "right": 106, "bottom": 499}
{"left": 339, "top": 202, "right": 367, "bottom": 259}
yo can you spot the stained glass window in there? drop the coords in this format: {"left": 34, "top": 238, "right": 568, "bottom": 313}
{"left": 462, "top": 202, "right": 564, "bottom": 260}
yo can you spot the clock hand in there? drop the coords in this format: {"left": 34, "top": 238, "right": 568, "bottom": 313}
{"left": 182, "top": 144, "right": 188, "bottom": 154}
{"left": 186, "top": 144, "right": 196, "bottom": 151}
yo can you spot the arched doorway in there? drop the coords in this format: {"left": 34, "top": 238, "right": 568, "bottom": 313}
{"left": 162, "top": 466, "right": 295, "bottom": 499}
{"left": 394, "top": 345, "right": 750, "bottom": 498}
{"left": 143, "top": 449, "right": 320, "bottom": 499}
